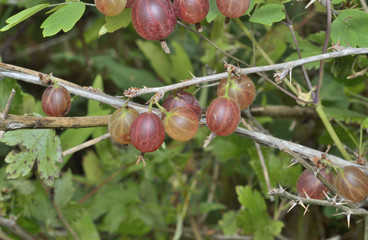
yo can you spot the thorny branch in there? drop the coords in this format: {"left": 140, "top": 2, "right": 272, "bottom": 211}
{"left": 268, "top": 187, "right": 368, "bottom": 216}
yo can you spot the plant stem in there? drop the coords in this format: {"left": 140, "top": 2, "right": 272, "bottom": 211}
{"left": 365, "top": 215, "right": 368, "bottom": 240}
{"left": 315, "top": 104, "right": 351, "bottom": 161}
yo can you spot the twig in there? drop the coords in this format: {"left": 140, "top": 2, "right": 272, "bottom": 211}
{"left": 51, "top": 200, "right": 81, "bottom": 240}
{"left": 2, "top": 47, "right": 368, "bottom": 105}
{"left": 0, "top": 62, "right": 155, "bottom": 115}
{"left": 284, "top": 11, "right": 314, "bottom": 100}
{"left": 177, "top": 21, "right": 307, "bottom": 103}
{"left": 249, "top": 105, "right": 318, "bottom": 119}
{"left": 123, "top": 48, "right": 368, "bottom": 97}
{"left": 361, "top": 0, "right": 368, "bottom": 12}
{"left": 241, "top": 119, "right": 272, "bottom": 197}
{"left": 315, "top": 0, "right": 332, "bottom": 103}
{"left": 62, "top": 133, "right": 111, "bottom": 157}
{"left": 199, "top": 160, "right": 220, "bottom": 223}
{"left": 229, "top": 124, "right": 368, "bottom": 173}
{"left": 0, "top": 230, "right": 13, "bottom": 240}
{"left": 189, "top": 217, "right": 203, "bottom": 240}
{"left": 1, "top": 89, "right": 16, "bottom": 119}
{"left": 0, "top": 114, "right": 111, "bottom": 131}
{"left": 0, "top": 216, "right": 38, "bottom": 240}
{"left": 268, "top": 186, "right": 368, "bottom": 216}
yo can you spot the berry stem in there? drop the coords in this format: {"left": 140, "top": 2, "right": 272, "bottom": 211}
{"left": 224, "top": 74, "right": 232, "bottom": 98}
{"left": 195, "top": 23, "right": 203, "bottom": 32}
{"left": 160, "top": 40, "right": 171, "bottom": 54}
{"left": 154, "top": 100, "right": 170, "bottom": 116}
{"left": 148, "top": 101, "right": 153, "bottom": 112}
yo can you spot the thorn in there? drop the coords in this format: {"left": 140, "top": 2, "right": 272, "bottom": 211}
{"left": 287, "top": 201, "right": 297, "bottom": 213}
{"left": 203, "top": 132, "right": 216, "bottom": 147}
{"left": 322, "top": 190, "right": 330, "bottom": 200}
{"left": 188, "top": 71, "right": 196, "bottom": 78}
{"left": 298, "top": 200, "right": 310, "bottom": 215}
{"left": 287, "top": 158, "right": 298, "bottom": 168}
{"left": 302, "top": 188, "right": 311, "bottom": 199}
{"left": 135, "top": 152, "right": 146, "bottom": 166}
{"left": 347, "top": 213, "right": 351, "bottom": 228}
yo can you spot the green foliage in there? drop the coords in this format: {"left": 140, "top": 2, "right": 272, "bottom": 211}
{"left": 250, "top": 4, "right": 285, "bottom": 26}
{"left": 0, "top": 128, "right": 62, "bottom": 186}
{"left": 331, "top": 9, "right": 368, "bottom": 47}
{"left": 0, "top": 3, "right": 49, "bottom": 31}
{"left": 1, "top": 0, "right": 368, "bottom": 239}
{"left": 99, "top": 9, "right": 132, "bottom": 36}
{"left": 236, "top": 186, "right": 284, "bottom": 239}
{"left": 41, "top": 2, "right": 85, "bottom": 37}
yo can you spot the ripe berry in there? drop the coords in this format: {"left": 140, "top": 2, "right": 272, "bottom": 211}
{"left": 296, "top": 168, "right": 334, "bottom": 199}
{"left": 174, "top": 0, "right": 209, "bottom": 31}
{"left": 164, "top": 107, "right": 199, "bottom": 141}
{"left": 206, "top": 96, "right": 240, "bottom": 136}
{"left": 126, "top": 0, "right": 135, "bottom": 8}
{"left": 216, "top": 0, "right": 250, "bottom": 19}
{"left": 42, "top": 84, "right": 71, "bottom": 117}
{"left": 108, "top": 107, "right": 139, "bottom": 144}
{"left": 217, "top": 75, "right": 255, "bottom": 110}
{"left": 162, "top": 91, "right": 202, "bottom": 120}
{"left": 335, "top": 166, "right": 368, "bottom": 202}
{"left": 95, "top": 0, "right": 127, "bottom": 16}
{"left": 130, "top": 112, "right": 165, "bottom": 152}
{"left": 131, "top": 0, "right": 176, "bottom": 53}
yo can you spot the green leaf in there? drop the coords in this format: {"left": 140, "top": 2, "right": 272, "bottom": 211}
{"left": 99, "top": 9, "right": 132, "bottom": 36}
{"left": 206, "top": 0, "right": 220, "bottom": 23}
{"left": 199, "top": 202, "right": 227, "bottom": 214}
{"left": 324, "top": 107, "right": 367, "bottom": 124}
{"left": 54, "top": 170, "right": 75, "bottom": 209}
{"left": 82, "top": 151, "right": 104, "bottom": 185}
{"left": 1, "top": 4, "right": 49, "bottom": 31}
{"left": 137, "top": 40, "right": 172, "bottom": 84}
{"left": 250, "top": 4, "right": 285, "bottom": 26}
{"left": 0, "top": 129, "right": 62, "bottom": 186}
{"left": 40, "top": 2, "right": 85, "bottom": 37}
{"left": 170, "top": 41, "right": 194, "bottom": 81}
{"left": 331, "top": 9, "right": 368, "bottom": 47}
{"left": 70, "top": 207, "right": 101, "bottom": 240}
{"left": 359, "top": 117, "right": 368, "bottom": 155}
{"left": 236, "top": 186, "right": 266, "bottom": 212}
{"left": 219, "top": 211, "right": 238, "bottom": 236}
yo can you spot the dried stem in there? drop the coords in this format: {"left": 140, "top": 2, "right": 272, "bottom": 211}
{"left": 123, "top": 47, "right": 368, "bottom": 98}
{"left": 62, "top": 133, "right": 111, "bottom": 157}
{"left": 315, "top": 0, "right": 332, "bottom": 103}
{"left": 1, "top": 89, "right": 16, "bottom": 119}
{"left": 0, "top": 114, "right": 111, "bottom": 131}
{"left": 51, "top": 200, "right": 81, "bottom": 240}
{"left": 268, "top": 187, "right": 368, "bottom": 215}
{"left": 1, "top": 105, "right": 318, "bottom": 131}
{"left": 0, "top": 216, "right": 38, "bottom": 240}
{"left": 284, "top": 11, "right": 314, "bottom": 99}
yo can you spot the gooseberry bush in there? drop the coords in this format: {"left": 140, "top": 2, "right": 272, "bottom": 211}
{"left": 0, "top": 0, "right": 368, "bottom": 240}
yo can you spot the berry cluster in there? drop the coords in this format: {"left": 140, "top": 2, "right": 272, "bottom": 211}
{"left": 94, "top": 0, "right": 250, "bottom": 52}
{"left": 207, "top": 74, "right": 255, "bottom": 136}
{"left": 108, "top": 73, "right": 255, "bottom": 164}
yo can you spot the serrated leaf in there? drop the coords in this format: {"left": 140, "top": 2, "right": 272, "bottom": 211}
{"left": 250, "top": 4, "right": 285, "bottom": 26}
{"left": 219, "top": 211, "right": 238, "bottom": 236}
{"left": 236, "top": 186, "right": 266, "bottom": 212}
{"left": 40, "top": 2, "right": 85, "bottom": 37}
{"left": 99, "top": 9, "right": 131, "bottom": 36}
{"left": 54, "top": 170, "right": 75, "bottom": 209}
{"left": 331, "top": 9, "right": 368, "bottom": 47}
{"left": 324, "top": 107, "right": 367, "bottom": 124}
{"left": 0, "top": 4, "right": 49, "bottom": 31}
{"left": 69, "top": 207, "right": 100, "bottom": 240}
{"left": 0, "top": 129, "right": 62, "bottom": 186}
